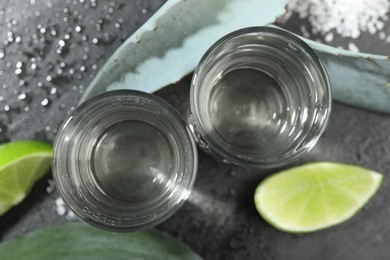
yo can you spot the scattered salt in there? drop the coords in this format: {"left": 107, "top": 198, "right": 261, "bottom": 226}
{"left": 55, "top": 197, "right": 77, "bottom": 220}
{"left": 287, "top": 0, "right": 389, "bottom": 38}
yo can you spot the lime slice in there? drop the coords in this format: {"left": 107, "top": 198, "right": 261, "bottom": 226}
{"left": 254, "top": 162, "right": 383, "bottom": 233}
{"left": 0, "top": 140, "right": 52, "bottom": 215}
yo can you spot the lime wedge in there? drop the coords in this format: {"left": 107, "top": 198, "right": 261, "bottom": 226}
{"left": 0, "top": 141, "right": 52, "bottom": 215}
{"left": 254, "top": 162, "right": 383, "bottom": 233}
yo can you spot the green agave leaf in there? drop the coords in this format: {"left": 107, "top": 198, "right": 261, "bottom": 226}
{"left": 80, "top": 0, "right": 288, "bottom": 103}
{"left": 0, "top": 223, "right": 202, "bottom": 260}
{"left": 269, "top": 25, "right": 390, "bottom": 114}
{"left": 303, "top": 36, "right": 390, "bottom": 114}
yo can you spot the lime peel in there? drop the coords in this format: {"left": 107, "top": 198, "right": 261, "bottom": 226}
{"left": 254, "top": 162, "right": 383, "bottom": 233}
{"left": 0, "top": 141, "right": 52, "bottom": 215}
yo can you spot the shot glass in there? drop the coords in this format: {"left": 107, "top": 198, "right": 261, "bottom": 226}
{"left": 189, "top": 26, "right": 332, "bottom": 168}
{"left": 53, "top": 90, "right": 197, "bottom": 231}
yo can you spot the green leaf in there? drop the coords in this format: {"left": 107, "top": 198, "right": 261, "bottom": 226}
{"left": 0, "top": 223, "right": 202, "bottom": 260}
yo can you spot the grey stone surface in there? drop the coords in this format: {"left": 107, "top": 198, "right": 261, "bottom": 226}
{"left": 0, "top": 1, "right": 389, "bottom": 260}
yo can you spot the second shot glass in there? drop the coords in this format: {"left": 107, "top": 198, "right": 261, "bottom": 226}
{"left": 189, "top": 26, "right": 332, "bottom": 168}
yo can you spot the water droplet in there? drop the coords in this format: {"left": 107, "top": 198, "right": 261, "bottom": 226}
{"left": 69, "top": 68, "right": 75, "bottom": 74}
{"left": 15, "top": 68, "right": 22, "bottom": 75}
{"left": 4, "top": 105, "right": 10, "bottom": 111}
{"left": 92, "top": 64, "right": 97, "bottom": 70}
{"left": 16, "top": 61, "right": 22, "bottom": 68}
{"left": 0, "top": 96, "right": 4, "bottom": 102}
{"left": 81, "top": 35, "right": 88, "bottom": 41}
{"left": 51, "top": 30, "right": 57, "bottom": 36}
{"left": 58, "top": 40, "right": 65, "bottom": 47}
{"left": 41, "top": 98, "right": 49, "bottom": 107}
{"left": 31, "top": 63, "right": 37, "bottom": 70}
{"left": 60, "top": 103, "right": 66, "bottom": 109}
{"left": 40, "top": 27, "right": 46, "bottom": 34}
{"left": 65, "top": 34, "right": 70, "bottom": 40}
{"left": 114, "top": 23, "right": 120, "bottom": 29}
{"left": 0, "top": 51, "right": 4, "bottom": 59}
{"left": 92, "top": 38, "right": 98, "bottom": 44}
{"left": 7, "top": 31, "right": 14, "bottom": 42}
{"left": 46, "top": 75, "right": 52, "bottom": 82}
{"left": 63, "top": 17, "right": 69, "bottom": 23}
{"left": 50, "top": 87, "right": 57, "bottom": 95}
{"left": 45, "top": 126, "right": 51, "bottom": 131}
{"left": 15, "top": 36, "right": 21, "bottom": 43}
{"left": 18, "top": 93, "right": 26, "bottom": 100}
{"left": 80, "top": 66, "right": 86, "bottom": 72}
{"left": 142, "top": 8, "right": 147, "bottom": 14}
{"left": 24, "top": 106, "right": 30, "bottom": 112}
{"left": 75, "top": 25, "right": 82, "bottom": 32}
{"left": 37, "top": 81, "right": 43, "bottom": 87}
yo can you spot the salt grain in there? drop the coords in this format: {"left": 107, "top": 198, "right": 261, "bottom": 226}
{"left": 348, "top": 42, "right": 360, "bottom": 52}
{"left": 324, "top": 32, "right": 334, "bottom": 42}
{"left": 46, "top": 179, "right": 55, "bottom": 193}
{"left": 56, "top": 205, "right": 66, "bottom": 215}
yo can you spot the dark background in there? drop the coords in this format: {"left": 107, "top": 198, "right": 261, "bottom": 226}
{"left": 0, "top": 1, "right": 389, "bottom": 259}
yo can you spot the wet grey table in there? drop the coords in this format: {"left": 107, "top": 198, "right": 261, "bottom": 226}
{"left": 0, "top": 1, "right": 389, "bottom": 259}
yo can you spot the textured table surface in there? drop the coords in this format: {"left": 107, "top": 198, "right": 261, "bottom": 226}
{"left": 0, "top": 1, "right": 389, "bottom": 259}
